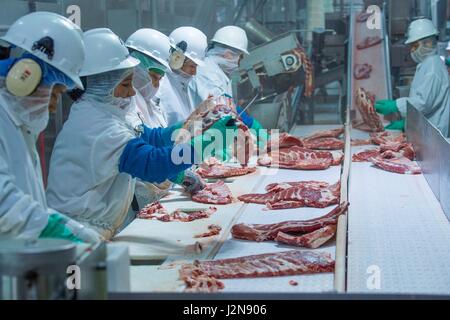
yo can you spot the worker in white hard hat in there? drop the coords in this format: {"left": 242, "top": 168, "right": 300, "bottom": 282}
{"left": 0, "top": 12, "right": 101, "bottom": 243}
{"left": 46, "top": 28, "right": 237, "bottom": 239}
{"left": 155, "top": 26, "right": 208, "bottom": 126}
{"left": 125, "top": 29, "right": 182, "bottom": 212}
{"left": 188, "top": 26, "right": 267, "bottom": 154}
{"left": 375, "top": 18, "right": 450, "bottom": 136}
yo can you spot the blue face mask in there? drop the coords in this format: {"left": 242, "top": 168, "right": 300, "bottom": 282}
{"left": 0, "top": 53, "right": 76, "bottom": 90}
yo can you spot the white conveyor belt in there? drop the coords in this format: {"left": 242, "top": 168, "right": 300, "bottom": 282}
{"left": 347, "top": 129, "right": 450, "bottom": 295}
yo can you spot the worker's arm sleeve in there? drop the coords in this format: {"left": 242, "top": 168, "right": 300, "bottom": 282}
{"left": 397, "top": 73, "right": 442, "bottom": 117}
{"left": 139, "top": 124, "right": 180, "bottom": 148}
{"left": 118, "top": 137, "right": 194, "bottom": 183}
{"left": 236, "top": 106, "right": 254, "bottom": 128}
{"left": 0, "top": 158, "right": 49, "bottom": 239}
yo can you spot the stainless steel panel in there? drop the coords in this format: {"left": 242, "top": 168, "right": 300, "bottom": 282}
{"left": 407, "top": 103, "right": 450, "bottom": 221}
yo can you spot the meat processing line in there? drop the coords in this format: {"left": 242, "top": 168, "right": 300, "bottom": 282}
{"left": 3, "top": 0, "right": 450, "bottom": 300}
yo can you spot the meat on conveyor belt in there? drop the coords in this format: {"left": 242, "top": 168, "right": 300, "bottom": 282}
{"left": 257, "top": 146, "right": 335, "bottom": 170}
{"left": 303, "top": 127, "right": 344, "bottom": 141}
{"left": 192, "top": 181, "right": 234, "bottom": 205}
{"left": 137, "top": 202, "right": 217, "bottom": 222}
{"left": 370, "top": 150, "right": 422, "bottom": 175}
{"left": 196, "top": 157, "right": 257, "bottom": 179}
{"left": 303, "top": 137, "right": 345, "bottom": 150}
{"left": 370, "top": 131, "right": 407, "bottom": 145}
{"left": 179, "top": 250, "right": 335, "bottom": 292}
{"left": 194, "top": 224, "right": 222, "bottom": 238}
{"left": 352, "top": 148, "right": 380, "bottom": 162}
{"left": 238, "top": 180, "right": 340, "bottom": 210}
{"left": 231, "top": 202, "right": 348, "bottom": 248}
{"left": 356, "top": 36, "right": 382, "bottom": 50}
{"left": 354, "top": 63, "right": 373, "bottom": 80}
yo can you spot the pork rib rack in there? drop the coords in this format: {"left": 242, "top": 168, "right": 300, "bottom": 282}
{"left": 232, "top": 202, "right": 348, "bottom": 248}
{"left": 238, "top": 180, "right": 340, "bottom": 210}
{"left": 197, "top": 157, "right": 257, "bottom": 179}
{"left": 180, "top": 250, "right": 335, "bottom": 292}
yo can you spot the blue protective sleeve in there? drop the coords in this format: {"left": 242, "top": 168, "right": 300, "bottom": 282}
{"left": 119, "top": 137, "right": 194, "bottom": 183}
{"left": 140, "top": 125, "right": 176, "bottom": 147}
{"left": 236, "top": 106, "right": 254, "bottom": 128}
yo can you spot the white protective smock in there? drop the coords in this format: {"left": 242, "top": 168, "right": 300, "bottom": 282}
{"left": 46, "top": 68, "right": 139, "bottom": 240}
{"left": 154, "top": 70, "right": 194, "bottom": 127}
{"left": 126, "top": 91, "right": 171, "bottom": 209}
{"left": 0, "top": 86, "right": 52, "bottom": 239}
{"left": 188, "top": 55, "right": 232, "bottom": 109}
{"left": 397, "top": 54, "right": 450, "bottom": 137}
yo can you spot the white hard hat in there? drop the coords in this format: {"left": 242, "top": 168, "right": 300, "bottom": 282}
{"left": 405, "top": 18, "right": 438, "bottom": 45}
{"left": 446, "top": 41, "right": 450, "bottom": 51}
{"left": 80, "top": 28, "right": 139, "bottom": 77}
{"left": 1, "top": 11, "right": 85, "bottom": 89}
{"left": 125, "top": 28, "right": 171, "bottom": 70}
{"left": 169, "top": 26, "right": 207, "bottom": 66}
{"left": 211, "top": 26, "right": 249, "bottom": 55}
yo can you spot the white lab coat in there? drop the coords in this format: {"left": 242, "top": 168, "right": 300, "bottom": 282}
{"left": 397, "top": 55, "right": 450, "bottom": 137}
{"left": 46, "top": 97, "right": 137, "bottom": 240}
{"left": 0, "top": 94, "right": 50, "bottom": 239}
{"left": 155, "top": 71, "right": 194, "bottom": 127}
{"left": 188, "top": 56, "right": 232, "bottom": 108}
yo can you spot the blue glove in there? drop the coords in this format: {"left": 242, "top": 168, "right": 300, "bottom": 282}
{"left": 39, "top": 213, "right": 102, "bottom": 244}
{"left": 236, "top": 106, "right": 254, "bottom": 128}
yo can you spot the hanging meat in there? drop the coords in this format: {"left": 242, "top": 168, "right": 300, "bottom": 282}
{"left": 370, "top": 150, "right": 421, "bottom": 175}
{"left": 196, "top": 157, "right": 256, "bottom": 179}
{"left": 353, "top": 87, "right": 385, "bottom": 132}
{"left": 356, "top": 36, "right": 382, "bottom": 50}
{"left": 179, "top": 250, "right": 335, "bottom": 292}
{"left": 294, "top": 47, "right": 314, "bottom": 97}
{"left": 238, "top": 180, "right": 340, "bottom": 210}
{"left": 191, "top": 181, "right": 234, "bottom": 205}
{"left": 137, "top": 202, "right": 217, "bottom": 222}
{"left": 231, "top": 202, "right": 348, "bottom": 248}
{"left": 354, "top": 63, "right": 373, "bottom": 80}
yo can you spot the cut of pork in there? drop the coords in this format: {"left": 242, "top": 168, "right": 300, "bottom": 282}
{"left": 137, "top": 202, "right": 217, "bottom": 222}
{"left": 194, "top": 224, "right": 222, "bottom": 238}
{"left": 275, "top": 225, "right": 337, "bottom": 249}
{"left": 371, "top": 150, "right": 421, "bottom": 175}
{"left": 197, "top": 157, "right": 257, "bottom": 179}
{"left": 231, "top": 202, "right": 348, "bottom": 243}
{"left": 257, "top": 146, "right": 334, "bottom": 170}
{"left": 354, "top": 87, "right": 385, "bottom": 132}
{"left": 192, "top": 181, "right": 234, "bottom": 204}
{"left": 370, "top": 131, "right": 406, "bottom": 145}
{"left": 238, "top": 181, "right": 340, "bottom": 210}
{"left": 303, "top": 127, "right": 344, "bottom": 141}
{"left": 303, "top": 137, "right": 344, "bottom": 150}
{"left": 179, "top": 250, "right": 334, "bottom": 292}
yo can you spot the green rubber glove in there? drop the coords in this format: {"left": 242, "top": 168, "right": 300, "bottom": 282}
{"left": 375, "top": 99, "right": 399, "bottom": 115}
{"left": 39, "top": 213, "right": 101, "bottom": 244}
{"left": 385, "top": 119, "right": 405, "bottom": 131}
{"left": 445, "top": 57, "right": 450, "bottom": 67}
{"left": 190, "top": 115, "right": 237, "bottom": 162}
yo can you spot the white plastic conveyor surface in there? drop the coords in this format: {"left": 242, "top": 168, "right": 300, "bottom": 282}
{"left": 347, "top": 129, "right": 450, "bottom": 295}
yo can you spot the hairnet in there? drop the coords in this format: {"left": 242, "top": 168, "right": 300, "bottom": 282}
{"left": 206, "top": 44, "right": 240, "bottom": 75}
{"left": 130, "top": 50, "right": 166, "bottom": 76}
{"left": 133, "top": 63, "right": 158, "bottom": 103}
{"left": 83, "top": 68, "right": 134, "bottom": 104}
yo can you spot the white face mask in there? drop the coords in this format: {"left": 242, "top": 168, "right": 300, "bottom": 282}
{"left": 0, "top": 81, "right": 52, "bottom": 135}
{"left": 133, "top": 66, "right": 159, "bottom": 103}
{"left": 410, "top": 41, "right": 437, "bottom": 64}
{"left": 110, "top": 96, "right": 132, "bottom": 110}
